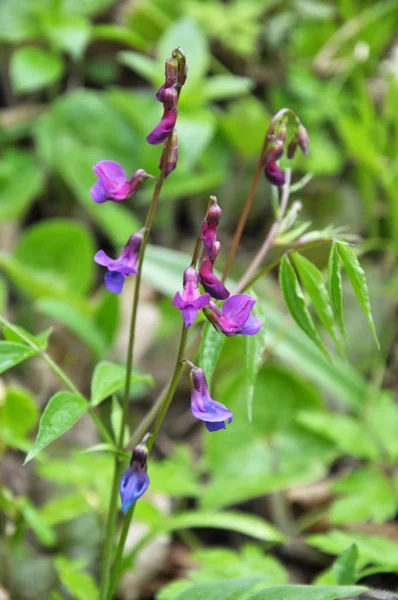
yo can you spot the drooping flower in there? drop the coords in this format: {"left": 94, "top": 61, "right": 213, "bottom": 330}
{"left": 201, "top": 196, "right": 222, "bottom": 261}
{"left": 199, "top": 257, "right": 229, "bottom": 300}
{"left": 173, "top": 266, "right": 210, "bottom": 327}
{"left": 190, "top": 365, "right": 233, "bottom": 432}
{"left": 120, "top": 440, "right": 150, "bottom": 513}
{"left": 94, "top": 230, "right": 143, "bottom": 294}
{"left": 264, "top": 161, "right": 285, "bottom": 187}
{"left": 159, "top": 130, "right": 178, "bottom": 177}
{"left": 203, "top": 294, "right": 261, "bottom": 337}
{"left": 90, "top": 161, "right": 154, "bottom": 204}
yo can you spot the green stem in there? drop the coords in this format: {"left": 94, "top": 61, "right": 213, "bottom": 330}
{"left": 108, "top": 322, "right": 189, "bottom": 596}
{"left": 100, "top": 134, "right": 173, "bottom": 600}
{"left": 0, "top": 316, "right": 114, "bottom": 446}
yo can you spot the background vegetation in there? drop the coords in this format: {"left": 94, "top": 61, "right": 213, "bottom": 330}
{"left": 1, "top": 0, "right": 398, "bottom": 598}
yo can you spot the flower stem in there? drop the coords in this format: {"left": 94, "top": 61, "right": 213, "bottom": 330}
{"left": 222, "top": 108, "right": 299, "bottom": 283}
{"left": 100, "top": 134, "right": 173, "bottom": 600}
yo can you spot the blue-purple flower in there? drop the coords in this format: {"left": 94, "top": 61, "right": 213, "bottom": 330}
{"left": 94, "top": 230, "right": 143, "bottom": 294}
{"left": 199, "top": 257, "right": 229, "bottom": 301}
{"left": 190, "top": 366, "right": 233, "bottom": 432}
{"left": 173, "top": 266, "right": 210, "bottom": 328}
{"left": 264, "top": 161, "right": 285, "bottom": 187}
{"left": 120, "top": 442, "right": 150, "bottom": 513}
{"left": 204, "top": 294, "right": 261, "bottom": 337}
{"left": 90, "top": 161, "right": 154, "bottom": 204}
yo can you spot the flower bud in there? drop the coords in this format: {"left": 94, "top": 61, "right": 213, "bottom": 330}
{"left": 265, "top": 135, "right": 284, "bottom": 165}
{"left": 287, "top": 139, "right": 298, "bottom": 159}
{"left": 297, "top": 123, "right": 309, "bottom": 156}
{"left": 264, "top": 161, "right": 285, "bottom": 187}
{"left": 172, "top": 46, "right": 188, "bottom": 87}
{"left": 273, "top": 118, "right": 287, "bottom": 143}
{"left": 165, "top": 56, "right": 179, "bottom": 87}
{"left": 120, "top": 437, "right": 150, "bottom": 513}
{"left": 201, "top": 196, "right": 222, "bottom": 260}
{"left": 159, "top": 130, "right": 178, "bottom": 177}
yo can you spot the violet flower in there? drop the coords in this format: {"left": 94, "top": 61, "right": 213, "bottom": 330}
{"left": 201, "top": 197, "right": 222, "bottom": 261}
{"left": 147, "top": 107, "right": 178, "bottom": 145}
{"left": 204, "top": 294, "right": 261, "bottom": 337}
{"left": 173, "top": 266, "right": 210, "bottom": 327}
{"left": 94, "top": 230, "right": 143, "bottom": 294}
{"left": 120, "top": 442, "right": 150, "bottom": 513}
{"left": 190, "top": 366, "right": 233, "bottom": 432}
{"left": 90, "top": 161, "right": 153, "bottom": 204}
{"left": 264, "top": 161, "right": 285, "bottom": 187}
{"left": 199, "top": 258, "right": 229, "bottom": 300}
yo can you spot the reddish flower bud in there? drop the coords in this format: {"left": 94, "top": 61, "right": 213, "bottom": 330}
{"left": 274, "top": 118, "right": 287, "bottom": 143}
{"left": 265, "top": 135, "right": 284, "bottom": 165}
{"left": 297, "top": 123, "right": 309, "bottom": 156}
{"left": 287, "top": 139, "right": 298, "bottom": 159}
{"left": 199, "top": 258, "right": 229, "bottom": 300}
{"left": 159, "top": 130, "right": 178, "bottom": 177}
{"left": 202, "top": 196, "right": 222, "bottom": 261}
{"left": 264, "top": 161, "right": 285, "bottom": 187}
{"left": 165, "top": 56, "right": 179, "bottom": 87}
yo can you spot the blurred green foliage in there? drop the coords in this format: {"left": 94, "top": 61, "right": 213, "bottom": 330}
{"left": 1, "top": 0, "right": 398, "bottom": 597}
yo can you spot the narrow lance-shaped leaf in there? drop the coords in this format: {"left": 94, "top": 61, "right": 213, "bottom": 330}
{"left": 293, "top": 253, "right": 344, "bottom": 357}
{"left": 279, "top": 256, "right": 328, "bottom": 358}
{"left": 332, "top": 543, "right": 358, "bottom": 585}
{"left": 328, "top": 243, "right": 345, "bottom": 344}
{"left": 0, "top": 341, "right": 38, "bottom": 373}
{"left": 25, "top": 392, "right": 88, "bottom": 463}
{"left": 337, "top": 242, "right": 379, "bottom": 348}
{"left": 244, "top": 293, "right": 267, "bottom": 421}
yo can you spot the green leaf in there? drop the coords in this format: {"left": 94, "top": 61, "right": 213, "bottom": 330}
{"left": 117, "top": 51, "right": 159, "bottom": 83}
{"left": 40, "top": 493, "right": 90, "bottom": 526}
{"left": 0, "top": 149, "right": 45, "bottom": 223}
{"left": 332, "top": 544, "right": 358, "bottom": 585}
{"left": 337, "top": 242, "right": 379, "bottom": 347}
{"left": 25, "top": 392, "right": 88, "bottom": 463}
{"left": 248, "top": 585, "right": 366, "bottom": 600}
{"left": 11, "top": 46, "right": 64, "bottom": 94}
{"left": 154, "top": 511, "right": 284, "bottom": 544}
{"left": 244, "top": 295, "right": 267, "bottom": 420}
{"left": 54, "top": 557, "right": 99, "bottom": 600}
{"left": 168, "top": 577, "right": 264, "bottom": 600}
{"left": 92, "top": 291, "right": 119, "bottom": 348}
{"left": 36, "top": 297, "right": 107, "bottom": 357}
{"left": 328, "top": 243, "right": 345, "bottom": 344}
{"left": 20, "top": 498, "right": 56, "bottom": 547}
{"left": 149, "top": 446, "right": 201, "bottom": 498}
{"left": 3, "top": 323, "right": 52, "bottom": 350}
{"left": 90, "top": 360, "right": 153, "bottom": 407}
{"left": 0, "top": 341, "right": 38, "bottom": 373}
{"left": 279, "top": 256, "right": 328, "bottom": 358}
{"left": 203, "top": 75, "right": 253, "bottom": 101}
{"left": 110, "top": 396, "right": 129, "bottom": 446}
{"left": 293, "top": 253, "right": 344, "bottom": 356}
{"left": 42, "top": 14, "right": 91, "bottom": 60}
{"left": 15, "top": 219, "right": 95, "bottom": 296}
{"left": 93, "top": 25, "right": 146, "bottom": 51}
{"left": 2, "top": 386, "right": 39, "bottom": 446}
{"left": 199, "top": 321, "right": 225, "bottom": 391}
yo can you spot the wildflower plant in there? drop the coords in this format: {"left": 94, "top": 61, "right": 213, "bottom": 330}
{"left": 0, "top": 46, "right": 380, "bottom": 599}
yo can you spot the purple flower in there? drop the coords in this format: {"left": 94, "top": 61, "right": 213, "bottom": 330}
{"left": 147, "top": 107, "right": 178, "bottom": 145}
{"left": 190, "top": 366, "right": 233, "bottom": 432}
{"left": 120, "top": 442, "right": 150, "bottom": 513}
{"left": 90, "top": 161, "right": 153, "bottom": 204}
{"left": 94, "top": 230, "right": 143, "bottom": 294}
{"left": 173, "top": 266, "right": 210, "bottom": 328}
{"left": 264, "top": 161, "right": 285, "bottom": 187}
{"left": 297, "top": 123, "right": 309, "bottom": 155}
{"left": 202, "top": 197, "right": 222, "bottom": 261}
{"left": 159, "top": 130, "right": 178, "bottom": 177}
{"left": 204, "top": 294, "right": 261, "bottom": 337}
{"left": 199, "top": 258, "right": 229, "bottom": 300}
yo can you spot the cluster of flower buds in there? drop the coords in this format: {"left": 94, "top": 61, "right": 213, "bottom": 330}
{"left": 147, "top": 47, "right": 187, "bottom": 172}
{"left": 264, "top": 114, "right": 309, "bottom": 187}
{"left": 94, "top": 229, "right": 144, "bottom": 294}
{"left": 119, "top": 435, "right": 150, "bottom": 513}
{"left": 199, "top": 196, "right": 230, "bottom": 300}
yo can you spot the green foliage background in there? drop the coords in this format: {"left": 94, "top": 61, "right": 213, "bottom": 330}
{"left": 1, "top": 0, "right": 398, "bottom": 598}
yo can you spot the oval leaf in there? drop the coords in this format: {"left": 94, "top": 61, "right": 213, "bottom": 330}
{"left": 337, "top": 242, "right": 379, "bottom": 348}
{"left": 328, "top": 243, "right": 345, "bottom": 344}
{"left": 25, "top": 392, "right": 88, "bottom": 463}
{"left": 279, "top": 256, "right": 328, "bottom": 358}
{"left": 293, "top": 253, "right": 344, "bottom": 356}
{"left": 0, "top": 341, "right": 38, "bottom": 373}
{"left": 90, "top": 360, "right": 154, "bottom": 407}
{"left": 11, "top": 46, "right": 64, "bottom": 94}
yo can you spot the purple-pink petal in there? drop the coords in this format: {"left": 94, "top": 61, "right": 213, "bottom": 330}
{"left": 222, "top": 294, "right": 256, "bottom": 325}
{"left": 90, "top": 181, "right": 110, "bottom": 204}
{"left": 93, "top": 160, "right": 126, "bottom": 189}
{"left": 238, "top": 315, "right": 262, "bottom": 336}
{"left": 199, "top": 260, "right": 229, "bottom": 300}
{"left": 265, "top": 161, "right": 285, "bottom": 187}
{"left": 181, "top": 306, "right": 199, "bottom": 328}
{"left": 147, "top": 108, "right": 178, "bottom": 145}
